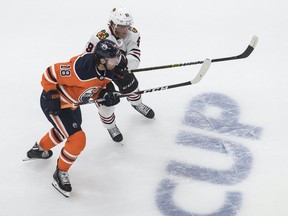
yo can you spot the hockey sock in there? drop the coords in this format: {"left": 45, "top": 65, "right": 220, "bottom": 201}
{"left": 57, "top": 130, "right": 86, "bottom": 172}
{"left": 39, "top": 128, "right": 64, "bottom": 151}
{"left": 98, "top": 105, "right": 116, "bottom": 129}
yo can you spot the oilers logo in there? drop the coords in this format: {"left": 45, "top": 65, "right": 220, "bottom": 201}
{"left": 79, "top": 87, "right": 100, "bottom": 102}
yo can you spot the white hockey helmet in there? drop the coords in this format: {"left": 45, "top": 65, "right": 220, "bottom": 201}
{"left": 109, "top": 7, "right": 133, "bottom": 26}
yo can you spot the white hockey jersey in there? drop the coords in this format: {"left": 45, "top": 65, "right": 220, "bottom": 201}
{"left": 84, "top": 25, "right": 141, "bottom": 69}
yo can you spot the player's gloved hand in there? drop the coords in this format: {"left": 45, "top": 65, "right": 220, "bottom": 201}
{"left": 113, "top": 71, "right": 138, "bottom": 94}
{"left": 113, "top": 66, "right": 129, "bottom": 80}
{"left": 114, "top": 52, "right": 128, "bottom": 79}
{"left": 101, "top": 91, "right": 120, "bottom": 107}
{"left": 42, "top": 90, "right": 61, "bottom": 115}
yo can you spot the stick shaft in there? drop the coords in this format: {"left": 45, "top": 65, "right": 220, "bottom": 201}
{"left": 131, "top": 36, "right": 258, "bottom": 73}
{"left": 61, "top": 59, "right": 211, "bottom": 109}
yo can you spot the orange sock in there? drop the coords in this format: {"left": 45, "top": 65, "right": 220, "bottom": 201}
{"left": 57, "top": 130, "right": 86, "bottom": 172}
{"left": 39, "top": 128, "right": 64, "bottom": 151}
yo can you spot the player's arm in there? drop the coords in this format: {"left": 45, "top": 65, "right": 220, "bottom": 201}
{"left": 126, "top": 27, "right": 141, "bottom": 69}
{"left": 97, "top": 82, "right": 120, "bottom": 107}
{"left": 41, "top": 65, "right": 61, "bottom": 115}
{"left": 41, "top": 66, "right": 58, "bottom": 92}
{"left": 41, "top": 61, "right": 74, "bottom": 92}
{"left": 83, "top": 33, "right": 100, "bottom": 53}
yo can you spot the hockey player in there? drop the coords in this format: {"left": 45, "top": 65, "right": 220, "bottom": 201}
{"left": 84, "top": 7, "right": 155, "bottom": 141}
{"left": 26, "top": 40, "right": 122, "bottom": 198}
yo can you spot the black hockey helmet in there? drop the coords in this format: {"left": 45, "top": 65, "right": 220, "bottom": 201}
{"left": 94, "top": 39, "right": 120, "bottom": 59}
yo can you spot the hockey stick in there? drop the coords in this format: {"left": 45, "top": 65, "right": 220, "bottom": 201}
{"left": 61, "top": 59, "right": 211, "bottom": 109}
{"left": 130, "top": 35, "right": 258, "bottom": 73}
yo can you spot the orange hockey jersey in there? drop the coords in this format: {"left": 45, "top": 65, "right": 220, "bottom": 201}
{"left": 41, "top": 53, "right": 114, "bottom": 108}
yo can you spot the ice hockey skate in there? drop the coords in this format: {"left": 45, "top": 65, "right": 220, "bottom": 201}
{"left": 108, "top": 125, "right": 123, "bottom": 142}
{"left": 23, "top": 142, "right": 53, "bottom": 161}
{"left": 132, "top": 103, "right": 155, "bottom": 119}
{"left": 52, "top": 167, "right": 72, "bottom": 198}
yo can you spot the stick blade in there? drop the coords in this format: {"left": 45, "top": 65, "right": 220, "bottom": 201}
{"left": 191, "top": 58, "right": 211, "bottom": 84}
{"left": 238, "top": 35, "right": 259, "bottom": 59}
{"left": 250, "top": 35, "right": 258, "bottom": 48}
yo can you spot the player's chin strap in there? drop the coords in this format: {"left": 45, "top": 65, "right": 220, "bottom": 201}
{"left": 61, "top": 59, "right": 211, "bottom": 109}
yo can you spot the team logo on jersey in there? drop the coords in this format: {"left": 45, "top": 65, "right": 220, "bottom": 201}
{"left": 79, "top": 87, "right": 101, "bottom": 102}
{"left": 96, "top": 30, "right": 109, "bottom": 40}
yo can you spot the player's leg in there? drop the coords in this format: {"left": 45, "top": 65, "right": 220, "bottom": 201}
{"left": 97, "top": 104, "right": 123, "bottom": 142}
{"left": 97, "top": 82, "right": 123, "bottom": 142}
{"left": 114, "top": 72, "right": 155, "bottom": 118}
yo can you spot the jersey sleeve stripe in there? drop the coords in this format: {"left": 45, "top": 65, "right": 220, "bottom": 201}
{"left": 131, "top": 48, "right": 140, "bottom": 52}
{"left": 130, "top": 48, "right": 141, "bottom": 56}
{"left": 128, "top": 48, "right": 141, "bottom": 61}
{"left": 47, "top": 67, "right": 57, "bottom": 82}
{"left": 51, "top": 65, "right": 58, "bottom": 80}
{"left": 128, "top": 53, "right": 141, "bottom": 62}
{"left": 43, "top": 70, "right": 57, "bottom": 85}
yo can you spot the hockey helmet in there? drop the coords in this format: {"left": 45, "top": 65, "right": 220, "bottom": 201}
{"left": 109, "top": 7, "right": 133, "bottom": 26}
{"left": 94, "top": 39, "right": 120, "bottom": 59}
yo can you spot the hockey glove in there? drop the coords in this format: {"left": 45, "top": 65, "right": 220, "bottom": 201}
{"left": 113, "top": 72, "right": 139, "bottom": 94}
{"left": 112, "top": 52, "right": 128, "bottom": 80}
{"left": 113, "top": 66, "right": 129, "bottom": 80}
{"left": 100, "top": 91, "right": 120, "bottom": 107}
{"left": 42, "top": 90, "right": 61, "bottom": 115}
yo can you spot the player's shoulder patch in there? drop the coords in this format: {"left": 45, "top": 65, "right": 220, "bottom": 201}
{"left": 96, "top": 29, "right": 109, "bottom": 40}
{"left": 130, "top": 27, "right": 138, "bottom": 33}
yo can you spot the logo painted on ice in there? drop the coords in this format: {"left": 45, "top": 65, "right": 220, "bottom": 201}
{"left": 156, "top": 92, "right": 262, "bottom": 216}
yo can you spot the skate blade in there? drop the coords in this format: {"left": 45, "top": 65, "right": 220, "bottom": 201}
{"left": 22, "top": 157, "right": 49, "bottom": 161}
{"left": 22, "top": 157, "right": 38, "bottom": 161}
{"left": 23, "top": 154, "right": 52, "bottom": 161}
{"left": 52, "top": 181, "right": 70, "bottom": 198}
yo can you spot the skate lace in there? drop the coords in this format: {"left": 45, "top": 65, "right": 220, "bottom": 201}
{"left": 108, "top": 126, "right": 121, "bottom": 138}
{"left": 58, "top": 170, "right": 70, "bottom": 185}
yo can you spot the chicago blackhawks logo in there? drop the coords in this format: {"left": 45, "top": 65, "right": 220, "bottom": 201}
{"left": 96, "top": 30, "right": 109, "bottom": 40}
{"left": 131, "top": 27, "right": 138, "bottom": 33}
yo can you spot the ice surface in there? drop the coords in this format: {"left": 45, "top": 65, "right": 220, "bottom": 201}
{"left": 1, "top": 0, "right": 288, "bottom": 215}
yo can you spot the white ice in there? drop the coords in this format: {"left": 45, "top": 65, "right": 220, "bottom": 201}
{"left": 1, "top": 0, "right": 288, "bottom": 215}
